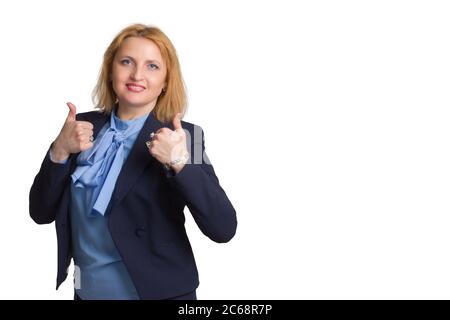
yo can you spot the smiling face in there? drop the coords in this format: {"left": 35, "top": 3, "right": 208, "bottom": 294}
{"left": 111, "top": 36, "right": 167, "bottom": 117}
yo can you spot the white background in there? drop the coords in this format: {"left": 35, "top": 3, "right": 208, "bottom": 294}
{"left": 0, "top": 0, "right": 449, "bottom": 299}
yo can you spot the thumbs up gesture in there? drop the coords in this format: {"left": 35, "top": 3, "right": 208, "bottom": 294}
{"left": 146, "top": 113, "right": 189, "bottom": 173}
{"left": 50, "top": 102, "right": 94, "bottom": 162}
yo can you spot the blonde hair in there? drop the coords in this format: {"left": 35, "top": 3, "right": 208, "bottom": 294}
{"left": 92, "top": 24, "right": 187, "bottom": 123}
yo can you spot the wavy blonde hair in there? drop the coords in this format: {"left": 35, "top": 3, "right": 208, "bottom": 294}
{"left": 92, "top": 24, "right": 187, "bottom": 123}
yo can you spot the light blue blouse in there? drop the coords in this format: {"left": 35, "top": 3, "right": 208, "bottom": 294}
{"left": 70, "top": 110, "right": 149, "bottom": 300}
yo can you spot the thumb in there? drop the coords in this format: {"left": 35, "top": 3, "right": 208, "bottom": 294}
{"left": 66, "top": 102, "right": 77, "bottom": 122}
{"left": 172, "top": 113, "right": 182, "bottom": 130}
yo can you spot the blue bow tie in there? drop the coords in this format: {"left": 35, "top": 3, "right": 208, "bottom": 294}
{"left": 71, "top": 111, "right": 145, "bottom": 216}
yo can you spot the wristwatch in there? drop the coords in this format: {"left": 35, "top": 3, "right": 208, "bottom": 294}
{"left": 163, "top": 152, "right": 190, "bottom": 171}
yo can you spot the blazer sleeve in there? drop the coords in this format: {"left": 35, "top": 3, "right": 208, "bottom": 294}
{"left": 167, "top": 125, "right": 237, "bottom": 243}
{"left": 29, "top": 144, "right": 73, "bottom": 224}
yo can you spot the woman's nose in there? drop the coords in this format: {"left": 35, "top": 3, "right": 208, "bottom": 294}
{"left": 130, "top": 67, "right": 144, "bottom": 80}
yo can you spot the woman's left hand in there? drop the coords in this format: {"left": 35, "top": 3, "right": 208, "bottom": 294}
{"left": 147, "top": 113, "right": 189, "bottom": 174}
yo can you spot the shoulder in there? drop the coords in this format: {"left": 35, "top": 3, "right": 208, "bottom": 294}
{"left": 75, "top": 110, "right": 108, "bottom": 122}
{"left": 179, "top": 120, "right": 206, "bottom": 143}
{"left": 180, "top": 120, "right": 202, "bottom": 133}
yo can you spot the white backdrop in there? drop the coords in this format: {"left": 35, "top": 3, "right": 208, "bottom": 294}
{"left": 0, "top": 0, "right": 449, "bottom": 300}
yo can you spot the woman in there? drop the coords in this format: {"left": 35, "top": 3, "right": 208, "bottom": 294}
{"left": 29, "top": 24, "right": 237, "bottom": 300}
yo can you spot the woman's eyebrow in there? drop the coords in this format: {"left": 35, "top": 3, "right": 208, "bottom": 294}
{"left": 120, "top": 55, "right": 161, "bottom": 64}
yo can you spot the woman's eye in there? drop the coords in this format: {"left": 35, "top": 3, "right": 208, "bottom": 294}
{"left": 121, "top": 59, "right": 131, "bottom": 65}
{"left": 148, "top": 64, "right": 159, "bottom": 70}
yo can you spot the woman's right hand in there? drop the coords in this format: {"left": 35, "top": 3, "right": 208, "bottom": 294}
{"left": 50, "top": 102, "right": 94, "bottom": 162}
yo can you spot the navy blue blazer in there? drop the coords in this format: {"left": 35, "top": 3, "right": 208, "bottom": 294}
{"left": 29, "top": 110, "right": 237, "bottom": 299}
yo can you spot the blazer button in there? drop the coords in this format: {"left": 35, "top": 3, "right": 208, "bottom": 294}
{"left": 135, "top": 227, "right": 146, "bottom": 238}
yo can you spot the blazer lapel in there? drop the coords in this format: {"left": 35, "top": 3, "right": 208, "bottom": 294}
{"left": 109, "top": 111, "right": 165, "bottom": 210}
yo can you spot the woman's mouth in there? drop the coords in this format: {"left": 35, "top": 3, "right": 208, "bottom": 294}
{"left": 126, "top": 83, "right": 145, "bottom": 93}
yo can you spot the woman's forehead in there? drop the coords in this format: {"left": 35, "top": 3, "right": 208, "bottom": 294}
{"left": 117, "top": 37, "right": 163, "bottom": 61}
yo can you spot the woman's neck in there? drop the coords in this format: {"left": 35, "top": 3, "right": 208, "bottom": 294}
{"left": 116, "top": 102, "right": 155, "bottom": 120}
